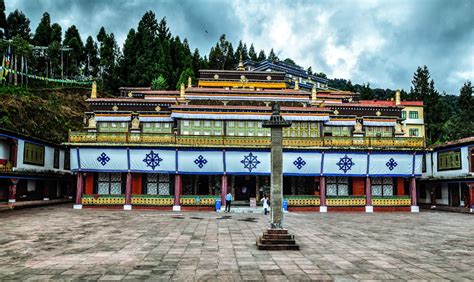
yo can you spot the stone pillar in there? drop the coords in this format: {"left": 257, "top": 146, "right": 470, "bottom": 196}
{"left": 319, "top": 176, "right": 327, "bottom": 212}
{"left": 8, "top": 178, "right": 19, "bottom": 204}
{"left": 410, "top": 177, "right": 419, "bottom": 212}
{"left": 124, "top": 172, "right": 132, "bottom": 210}
{"left": 270, "top": 126, "right": 284, "bottom": 228}
{"left": 173, "top": 174, "right": 182, "bottom": 211}
{"left": 365, "top": 177, "right": 373, "bottom": 213}
{"left": 221, "top": 175, "right": 228, "bottom": 209}
{"left": 74, "top": 173, "right": 83, "bottom": 209}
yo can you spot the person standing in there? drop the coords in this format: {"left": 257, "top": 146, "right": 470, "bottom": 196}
{"left": 225, "top": 192, "right": 233, "bottom": 212}
{"left": 261, "top": 195, "right": 269, "bottom": 215}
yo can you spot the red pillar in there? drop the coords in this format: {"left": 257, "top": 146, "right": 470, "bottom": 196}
{"left": 221, "top": 174, "right": 228, "bottom": 204}
{"left": 469, "top": 183, "right": 474, "bottom": 212}
{"left": 8, "top": 178, "right": 18, "bottom": 203}
{"left": 124, "top": 172, "right": 132, "bottom": 210}
{"left": 174, "top": 174, "right": 182, "bottom": 211}
{"left": 320, "top": 176, "right": 327, "bottom": 212}
{"left": 365, "top": 176, "right": 372, "bottom": 212}
{"left": 410, "top": 177, "right": 419, "bottom": 212}
{"left": 74, "top": 173, "right": 83, "bottom": 209}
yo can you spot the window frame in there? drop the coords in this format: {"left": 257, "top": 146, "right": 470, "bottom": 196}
{"left": 437, "top": 148, "right": 462, "bottom": 171}
{"left": 53, "top": 148, "right": 60, "bottom": 169}
{"left": 23, "top": 142, "right": 45, "bottom": 166}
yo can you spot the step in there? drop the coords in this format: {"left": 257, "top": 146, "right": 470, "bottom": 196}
{"left": 266, "top": 229, "right": 288, "bottom": 235}
{"left": 263, "top": 234, "right": 294, "bottom": 240}
{"left": 256, "top": 243, "right": 300, "bottom": 251}
{"left": 260, "top": 238, "right": 296, "bottom": 245}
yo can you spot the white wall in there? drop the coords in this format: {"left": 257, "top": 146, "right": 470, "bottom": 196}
{"left": 15, "top": 140, "right": 70, "bottom": 173}
{"left": 422, "top": 146, "right": 471, "bottom": 179}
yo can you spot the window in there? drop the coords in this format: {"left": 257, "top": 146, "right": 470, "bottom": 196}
{"left": 64, "top": 150, "right": 70, "bottom": 170}
{"left": 409, "top": 128, "right": 419, "bottom": 137}
{"left": 324, "top": 126, "right": 351, "bottom": 137}
{"left": 401, "top": 111, "right": 406, "bottom": 119}
{"left": 409, "top": 111, "right": 419, "bottom": 119}
{"left": 53, "top": 149, "right": 60, "bottom": 169}
{"left": 98, "top": 122, "right": 128, "bottom": 132}
{"left": 97, "top": 173, "right": 123, "bottom": 195}
{"left": 438, "top": 149, "right": 462, "bottom": 171}
{"left": 371, "top": 177, "right": 393, "bottom": 196}
{"left": 23, "top": 142, "right": 45, "bottom": 166}
{"left": 366, "top": 126, "right": 393, "bottom": 137}
{"left": 145, "top": 173, "right": 170, "bottom": 195}
{"left": 326, "top": 177, "right": 350, "bottom": 196}
{"left": 183, "top": 120, "right": 190, "bottom": 127}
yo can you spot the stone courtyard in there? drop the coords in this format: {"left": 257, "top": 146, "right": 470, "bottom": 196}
{"left": 0, "top": 205, "right": 473, "bottom": 281}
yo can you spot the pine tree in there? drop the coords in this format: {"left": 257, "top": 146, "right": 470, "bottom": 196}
{"left": 84, "top": 36, "right": 99, "bottom": 77}
{"left": 248, "top": 44, "right": 257, "bottom": 61}
{"left": 0, "top": 0, "right": 6, "bottom": 39}
{"left": 457, "top": 81, "right": 473, "bottom": 138}
{"left": 151, "top": 75, "right": 167, "bottom": 90}
{"left": 257, "top": 50, "right": 266, "bottom": 61}
{"left": 63, "top": 25, "right": 84, "bottom": 76}
{"left": 359, "top": 83, "right": 374, "bottom": 100}
{"left": 118, "top": 28, "right": 138, "bottom": 86}
{"left": 6, "top": 9, "right": 31, "bottom": 40}
{"left": 307, "top": 66, "right": 312, "bottom": 75}
{"left": 191, "top": 48, "right": 202, "bottom": 78}
{"left": 268, "top": 48, "right": 278, "bottom": 61}
{"left": 51, "top": 23, "right": 61, "bottom": 43}
{"left": 32, "top": 12, "right": 52, "bottom": 46}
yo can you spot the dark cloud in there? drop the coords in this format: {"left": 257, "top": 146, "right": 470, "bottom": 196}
{"left": 8, "top": 0, "right": 473, "bottom": 94}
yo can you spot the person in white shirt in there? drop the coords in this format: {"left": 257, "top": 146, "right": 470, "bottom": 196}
{"left": 260, "top": 195, "right": 269, "bottom": 215}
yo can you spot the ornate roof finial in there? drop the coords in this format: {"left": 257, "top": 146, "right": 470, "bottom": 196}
{"left": 395, "top": 89, "right": 401, "bottom": 105}
{"left": 294, "top": 79, "right": 299, "bottom": 90}
{"left": 188, "top": 76, "right": 192, "bottom": 88}
{"left": 237, "top": 52, "right": 245, "bottom": 71}
{"left": 311, "top": 85, "right": 317, "bottom": 103}
{"left": 180, "top": 83, "right": 185, "bottom": 98}
{"left": 91, "top": 81, "right": 97, "bottom": 99}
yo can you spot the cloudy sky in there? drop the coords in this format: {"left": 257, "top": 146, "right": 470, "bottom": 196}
{"left": 8, "top": 0, "right": 473, "bottom": 94}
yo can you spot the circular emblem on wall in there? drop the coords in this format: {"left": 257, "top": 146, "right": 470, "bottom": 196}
{"left": 376, "top": 110, "right": 381, "bottom": 116}
{"left": 333, "top": 109, "right": 339, "bottom": 115}
{"left": 155, "top": 106, "right": 161, "bottom": 112}
{"left": 128, "top": 91, "right": 133, "bottom": 97}
{"left": 214, "top": 74, "right": 219, "bottom": 79}
{"left": 266, "top": 75, "right": 272, "bottom": 81}
{"left": 240, "top": 75, "right": 246, "bottom": 80}
{"left": 112, "top": 105, "right": 118, "bottom": 111}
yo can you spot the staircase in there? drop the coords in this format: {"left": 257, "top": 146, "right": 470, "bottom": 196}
{"left": 256, "top": 229, "right": 300, "bottom": 250}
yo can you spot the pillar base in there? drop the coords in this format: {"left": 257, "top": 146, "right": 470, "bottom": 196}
{"left": 73, "top": 204, "right": 82, "bottom": 209}
{"left": 470, "top": 208, "right": 473, "bottom": 213}
{"left": 123, "top": 204, "right": 132, "bottom": 210}
{"left": 411, "top": 206, "right": 419, "bottom": 213}
{"left": 8, "top": 199, "right": 16, "bottom": 203}
{"left": 173, "top": 205, "right": 181, "bottom": 211}
{"left": 365, "top": 206, "right": 373, "bottom": 213}
{"left": 43, "top": 198, "right": 50, "bottom": 201}
{"left": 319, "top": 206, "right": 327, "bottom": 213}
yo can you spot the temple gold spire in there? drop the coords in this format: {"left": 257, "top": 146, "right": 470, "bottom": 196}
{"left": 237, "top": 53, "right": 245, "bottom": 71}
{"left": 311, "top": 85, "right": 317, "bottom": 103}
{"left": 91, "top": 81, "right": 97, "bottom": 99}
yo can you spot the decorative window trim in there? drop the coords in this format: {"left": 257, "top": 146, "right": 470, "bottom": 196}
{"left": 23, "top": 142, "right": 45, "bottom": 166}
{"left": 437, "top": 149, "right": 462, "bottom": 171}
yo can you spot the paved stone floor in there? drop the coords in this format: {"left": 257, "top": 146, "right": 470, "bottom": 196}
{"left": 0, "top": 205, "right": 473, "bottom": 281}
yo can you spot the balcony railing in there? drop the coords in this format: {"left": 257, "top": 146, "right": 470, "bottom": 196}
{"left": 69, "top": 131, "right": 424, "bottom": 148}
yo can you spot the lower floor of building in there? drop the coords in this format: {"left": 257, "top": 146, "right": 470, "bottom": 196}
{"left": 74, "top": 172, "right": 419, "bottom": 212}
{"left": 418, "top": 179, "right": 474, "bottom": 209}
{"left": 0, "top": 176, "right": 74, "bottom": 203}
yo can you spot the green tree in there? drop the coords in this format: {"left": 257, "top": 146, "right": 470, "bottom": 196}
{"left": 307, "top": 66, "right": 312, "bottom": 75}
{"left": 176, "top": 67, "right": 195, "bottom": 89}
{"left": 63, "top": 25, "right": 84, "bottom": 76}
{"left": 283, "top": 58, "right": 296, "bottom": 66}
{"left": 316, "top": 72, "right": 327, "bottom": 79}
{"left": 359, "top": 83, "right": 374, "bottom": 100}
{"left": 257, "top": 50, "right": 266, "bottom": 61}
{"left": 0, "top": 0, "right": 6, "bottom": 39}
{"left": 457, "top": 81, "right": 473, "bottom": 138}
{"left": 248, "top": 44, "right": 257, "bottom": 61}
{"left": 84, "top": 36, "right": 99, "bottom": 77}
{"left": 268, "top": 48, "right": 278, "bottom": 61}
{"left": 51, "top": 23, "right": 61, "bottom": 43}
{"left": 6, "top": 9, "right": 31, "bottom": 40}
{"left": 32, "top": 12, "right": 52, "bottom": 46}
{"left": 235, "top": 40, "right": 248, "bottom": 61}
{"left": 208, "top": 34, "right": 233, "bottom": 70}
{"left": 151, "top": 75, "right": 167, "bottom": 90}
{"left": 47, "top": 41, "right": 61, "bottom": 77}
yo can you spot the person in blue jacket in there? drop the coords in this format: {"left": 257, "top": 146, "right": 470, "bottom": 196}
{"left": 225, "top": 192, "right": 233, "bottom": 212}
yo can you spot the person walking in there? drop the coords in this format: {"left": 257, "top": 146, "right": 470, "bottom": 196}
{"left": 261, "top": 195, "right": 269, "bottom": 215}
{"left": 225, "top": 192, "right": 233, "bottom": 212}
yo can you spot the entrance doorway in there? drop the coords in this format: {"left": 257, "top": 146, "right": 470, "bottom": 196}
{"left": 234, "top": 175, "right": 256, "bottom": 201}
